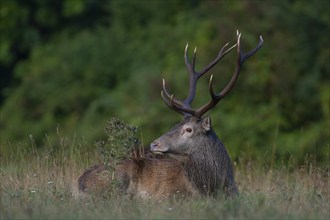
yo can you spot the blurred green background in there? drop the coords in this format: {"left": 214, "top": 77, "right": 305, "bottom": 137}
{"left": 0, "top": 0, "right": 329, "bottom": 166}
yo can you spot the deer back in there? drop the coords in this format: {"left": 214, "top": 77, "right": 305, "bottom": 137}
{"left": 75, "top": 158, "right": 197, "bottom": 200}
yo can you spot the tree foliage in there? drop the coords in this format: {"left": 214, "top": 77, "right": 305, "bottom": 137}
{"left": 0, "top": 0, "right": 329, "bottom": 166}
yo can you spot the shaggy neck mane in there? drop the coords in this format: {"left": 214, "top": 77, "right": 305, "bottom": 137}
{"left": 183, "top": 129, "right": 234, "bottom": 196}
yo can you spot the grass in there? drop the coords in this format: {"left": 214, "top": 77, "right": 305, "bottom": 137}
{"left": 1, "top": 135, "right": 329, "bottom": 220}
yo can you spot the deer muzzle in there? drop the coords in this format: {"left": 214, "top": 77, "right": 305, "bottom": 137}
{"left": 150, "top": 141, "right": 168, "bottom": 155}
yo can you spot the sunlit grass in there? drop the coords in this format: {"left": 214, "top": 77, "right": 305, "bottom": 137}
{"left": 1, "top": 134, "right": 329, "bottom": 219}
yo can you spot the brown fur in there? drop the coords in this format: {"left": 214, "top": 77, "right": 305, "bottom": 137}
{"left": 75, "top": 158, "right": 197, "bottom": 200}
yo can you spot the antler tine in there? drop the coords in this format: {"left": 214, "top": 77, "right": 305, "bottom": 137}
{"left": 198, "top": 42, "right": 237, "bottom": 78}
{"left": 194, "top": 31, "right": 264, "bottom": 118}
{"left": 161, "top": 79, "right": 182, "bottom": 106}
{"left": 183, "top": 43, "right": 199, "bottom": 106}
{"left": 161, "top": 43, "right": 201, "bottom": 117}
{"left": 161, "top": 91, "right": 183, "bottom": 115}
{"left": 161, "top": 79, "right": 195, "bottom": 116}
{"left": 161, "top": 91, "right": 196, "bottom": 116}
{"left": 241, "top": 35, "right": 264, "bottom": 63}
{"left": 209, "top": 74, "right": 217, "bottom": 100}
{"left": 183, "top": 41, "right": 236, "bottom": 106}
{"left": 184, "top": 43, "right": 197, "bottom": 75}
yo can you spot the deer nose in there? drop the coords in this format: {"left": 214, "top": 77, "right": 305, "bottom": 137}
{"left": 150, "top": 141, "right": 159, "bottom": 152}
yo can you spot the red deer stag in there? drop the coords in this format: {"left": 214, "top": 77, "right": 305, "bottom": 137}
{"left": 74, "top": 31, "right": 263, "bottom": 200}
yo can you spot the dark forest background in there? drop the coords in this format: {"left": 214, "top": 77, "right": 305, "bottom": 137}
{"left": 0, "top": 0, "right": 329, "bottom": 166}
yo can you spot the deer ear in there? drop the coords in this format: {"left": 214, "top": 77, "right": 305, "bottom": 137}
{"left": 202, "top": 116, "right": 211, "bottom": 131}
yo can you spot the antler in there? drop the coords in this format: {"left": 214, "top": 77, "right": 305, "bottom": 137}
{"left": 161, "top": 30, "right": 263, "bottom": 118}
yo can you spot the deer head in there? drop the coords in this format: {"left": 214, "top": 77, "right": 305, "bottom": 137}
{"left": 151, "top": 30, "right": 263, "bottom": 159}
{"left": 150, "top": 116, "right": 212, "bottom": 159}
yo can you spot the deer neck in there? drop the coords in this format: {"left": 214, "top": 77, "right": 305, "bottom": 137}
{"left": 183, "top": 130, "right": 232, "bottom": 195}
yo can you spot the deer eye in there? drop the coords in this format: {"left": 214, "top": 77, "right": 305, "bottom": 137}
{"left": 185, "top": 128, "right": 192, "bottom": 133}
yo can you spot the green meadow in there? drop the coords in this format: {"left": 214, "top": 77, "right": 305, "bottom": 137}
{"left": 1, "top": 134, "right": 329, "bottom": 219}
